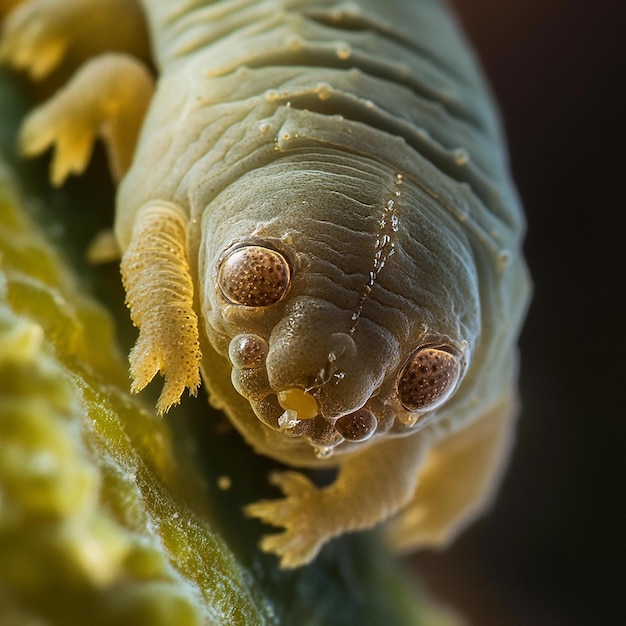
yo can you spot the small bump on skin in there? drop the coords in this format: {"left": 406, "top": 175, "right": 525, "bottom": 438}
{"left": 218, "top": 245, "right": 290, "bottom": 307}
{"left": 231, "top": 367, "right": 272, "bottom": 402}
{"left": 309, "top": 419, "right": 344, "bottom": 449}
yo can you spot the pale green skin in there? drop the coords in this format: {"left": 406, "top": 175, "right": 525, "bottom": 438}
{"left": 118, "top": 0, "right": 528, "bottom": 460}
{"left": 4, "top": 0, "right": 531, "bottom": 567}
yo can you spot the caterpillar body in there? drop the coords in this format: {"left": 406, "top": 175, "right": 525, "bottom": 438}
{"left": 0, "top": 0, "right": 531, "bottom": 568}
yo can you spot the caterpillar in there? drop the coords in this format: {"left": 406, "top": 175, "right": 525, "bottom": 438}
{"left": 0, "top": 0, "right": 531, "bottom": 568}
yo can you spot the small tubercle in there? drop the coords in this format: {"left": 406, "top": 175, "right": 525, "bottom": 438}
{"left": 314, "top": 446, "right": 334, "bottom": 459}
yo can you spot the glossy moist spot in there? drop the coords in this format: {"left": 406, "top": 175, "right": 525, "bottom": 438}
{"left": 397, "top": 346, "right": 461, "bottom": 412}
{"left": 335, "top": 408, "right": 378, "bottom": 441}
{"left": 277, "top": 387, "right": 319, "bottom": 420}
{"left": 228, "top": 334, "right": 269, "bottom": 369}
{"left": 218, "top": 245, "right": 290, "bottom": 306}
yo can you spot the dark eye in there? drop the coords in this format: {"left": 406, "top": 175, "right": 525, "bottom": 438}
{"left": 218, "top": 245, "right": 291, "bottom": 306}
{"left": 397, "top": 346, "right": 461, "bottom": 412}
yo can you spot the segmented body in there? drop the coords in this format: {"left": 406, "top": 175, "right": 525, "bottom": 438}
{"left": 1, "top": 0, "right": 531, "bottom": 568}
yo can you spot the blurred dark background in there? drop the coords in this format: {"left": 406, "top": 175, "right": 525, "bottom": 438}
{"left": 410, "top": 1, "right": 625, "bottom": 624}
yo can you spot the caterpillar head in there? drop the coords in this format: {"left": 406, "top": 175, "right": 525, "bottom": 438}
{"left": 198, "top": 156, "right": 476, "bottom": 461}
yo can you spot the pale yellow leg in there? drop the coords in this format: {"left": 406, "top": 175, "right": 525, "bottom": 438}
{"left": 0, "top": 0, "right": 149, "bottom": 79}
{"left": 121, "top": 202, "right": 202, "bottom": 415}
{"left": 19, "top": 53, "right": 154, "bottom": 185}
{"left": 385, "top": 394, "right": 517, "bottom": 553}
{"left": 246, "top": 434, "right": 427, "bottom": 569}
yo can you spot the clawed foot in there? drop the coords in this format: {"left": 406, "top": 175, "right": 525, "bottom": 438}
{"left": 0, "top": 0, "right": 150, "bottom": 80}
{"left": 1, "top": 0, "right": 154, "bottom": 186}
{"left": 245, "top": 471, "right": 331, "bottom": 569}
{"left": 20, "top": 88, "right": 97, "bottom": 186}
{"left": 0, "top": 0, "right": 70, "bottom": 78}
{"left": 16, "top": 53, "right": 153, "bottom": 185}
{"left": 128, "top": 317, "right": 201, "bottom": 416}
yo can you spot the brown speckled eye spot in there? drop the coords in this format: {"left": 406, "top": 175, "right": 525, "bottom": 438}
{"left": 335, "top": 408, "right": 378, "bottom": 442}
{"left": 218, "top": 245, "right": 290, "bottom": 306}
{"left": 397, "top": 346, "right": 461, "bottom": 412}
{"left": 228, "top": 334, "right": 269, "bottom": 369}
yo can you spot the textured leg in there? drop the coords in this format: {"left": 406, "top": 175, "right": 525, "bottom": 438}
{"left": 245, "top": 434, "right": 427, "bottom": 569}
{"left": 0, "top": 0, "right": 149, "bottom": 78}
{"left": 121, "top": 202, "right": 202, "bottom": 415}
{"left": 385, "top": 394, "right": 516, "bottom": 553}
{"left": 19, "top": 53, "right": 154, "bottom": 185}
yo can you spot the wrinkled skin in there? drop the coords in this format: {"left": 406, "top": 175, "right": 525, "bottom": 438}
{"left": 1, "top": 0, "right": 530, "bottom": 568}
